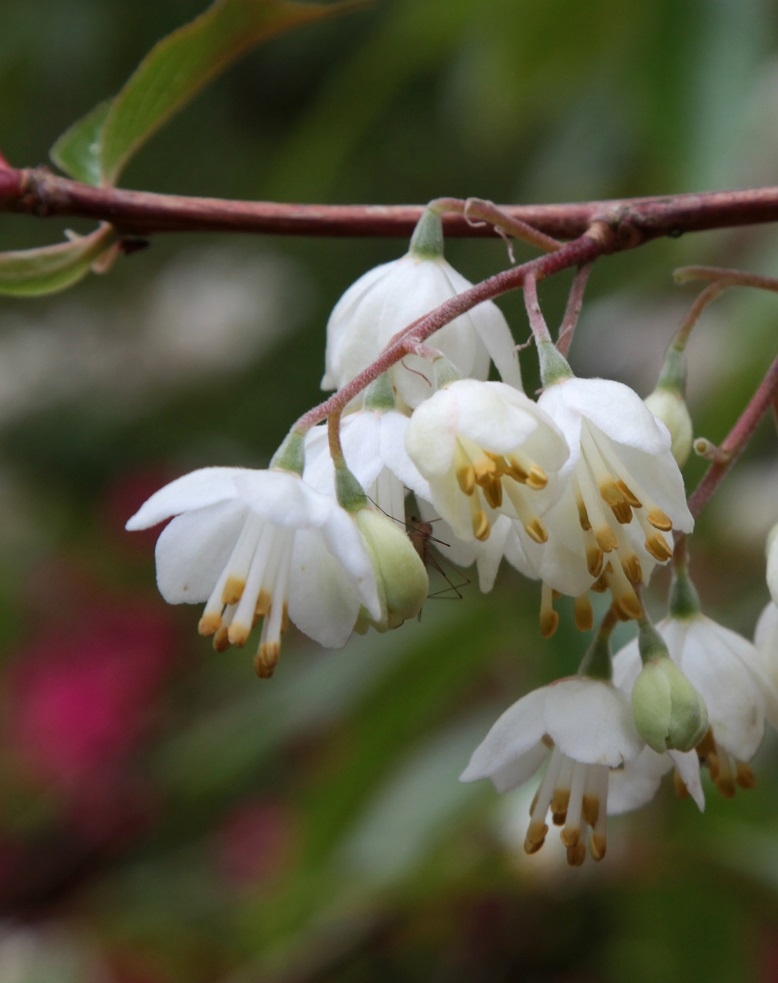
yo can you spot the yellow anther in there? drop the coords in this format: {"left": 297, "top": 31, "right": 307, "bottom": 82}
{"left": 567, "top": 841, "right": 587, "bottom": 866}
{"left": 526, "top": 466, "right": 548, "bottom": 490}
{"left": 456, "top": 464, "right": 475, "bottom": 495}
{"left": 540, "top": 609, "right": 559, "bottom": 639}
{"left": 503, "top": 455, "right": 529, "bottom": 482}
{"left": 560, "top": 825, "right": 580, "bottom": 848}
{"left": 228, "top": 622, "right": 251, "bottom": 647}
{"left": 551, "top": 788, "right": 570, "bottom": 823}
{"left": 222, "top": 576, "right": 245, "bottom": 606}
{"left": 524, "top": 822, "right": 548, "bottom": 854}
{"left": 582, "top": 794, "right": 600, "bottom": 827}
{"left": 589, "top": 834, "right": 607, "bottom": 862}
{"left": 611, "top": 501, "right": 633, "bottom": 524}
{"left": 473, "top": 509, "right": 491, "bottom": 541}
{"left": 645, "top": 533, "right": 672, "bottom": 562}
{"left": 574, "top": 594, "right": 594, "bottom": 631}
{"left": 594, "top": 525, "right": 618, "bottom": 553}
{"left": 525, "top": 517, "right": 548, "bottom": 544}
{"left": 647, "top": 507, "right": 673, "bottom": 532}
{"left": 586, "top": 546, "right": 604, "bottom": 578}
{"left": 576, "top": 495, "right": 592, "bottom": 532}
{"left": 481, "top": 475, "right": 503, "bottom": 509}
{"left": 599, "top": 477, "right": 624, "bottom": 508}
{"left": 616, "top": 479, "right": 641, "bottom": 508}
{"left": 736, "top": 762, "right": 756, "bottom": 789}
{"left": 255, "top": 589, "right": 272, "bottom": 619}
{"left": 213, "top": 626, "right": 230, "bottom": 652}
{"left": 255, "top": 642, "right": 280, "bottom": 679}
{"left": 198, "top": 612, "right": 222, "bottom": 637}
{"left": 621, "top": 554, "right": 643, "bottom": 585}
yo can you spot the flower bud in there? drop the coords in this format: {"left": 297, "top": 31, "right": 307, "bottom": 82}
{"left": 354, "top": 508, "right": 429, "bottom": 632}
{"left": 644, "top": 388, "right": 693, "bottom": 467}
{"left": 631, "top": 655, "right": 708, "bottom": 752}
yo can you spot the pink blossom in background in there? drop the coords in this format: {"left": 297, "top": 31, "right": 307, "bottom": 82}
{"left": 7, "top": 587, "right": 179, "bottom": 796}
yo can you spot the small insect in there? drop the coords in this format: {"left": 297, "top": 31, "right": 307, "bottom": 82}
{"left": 406, "top": 514, "right": 470, "bottom": 602}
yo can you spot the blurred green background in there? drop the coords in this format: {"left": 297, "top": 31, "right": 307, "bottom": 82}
{"left": 0, "top": 0, "right": 777, "bottom": 980}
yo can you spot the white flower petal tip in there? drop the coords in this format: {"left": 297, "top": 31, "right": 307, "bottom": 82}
{"left": 534, "top": 376, "right": 694, "bottom": 612}
{"left": 128, "top": 466, "right": 381, "bottom": 677}
{"left": 405, "top": 379, "right": 569, "bottom": 548}
{"left": 322, "top": 251, "right": 522, "bottom": 410}
{"left": 767, "top": 523, "right": 778, "bottom": 606}
{"left": 461, "top": 677, "right": 644, "bottom": 866}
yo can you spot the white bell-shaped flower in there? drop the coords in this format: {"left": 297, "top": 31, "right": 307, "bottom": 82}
{"left": 126, "top": 466, "right": 382, "bottom": 677}
{"left": 535, "top": 376, "right": 694, "bottom": 618}
{"left": 460, "top": 677, "right": 644, "bottom": 865}
{"left": 614, "top": 613, "right": 773, "bottom": 797}
{"left": 322, "top": 209, "right": 522, "bottom": 410}
{"left": 405, "top": 378, "right": 569, "bottom": 551}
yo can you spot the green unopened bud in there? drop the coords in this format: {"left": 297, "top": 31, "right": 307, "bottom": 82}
{"left": 631, "top": 655, "right": 708, "bottom": 752}
{"left": 645, "top": 388, "right": 693, "bottom": 467}
{"left": 354, "top": 509, "right": 429, "bottom": 632}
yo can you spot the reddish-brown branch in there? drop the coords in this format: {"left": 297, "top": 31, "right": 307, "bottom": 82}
{"left": 3, "top": 164, "right": 778, "bottom": 241}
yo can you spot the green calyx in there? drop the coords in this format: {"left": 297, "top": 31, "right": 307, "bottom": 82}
{"left": 364, "top": 373, "right": 397, "bottom": 411}
{"left": 270, "top": 429, "right": 306, "bottom": 475}
{"left": 577, "top": 622, "right": 614, "bottom": 681}
{"left": 335, "top": 462, "right": 369, "bottom": 513}
{"left": 409, "top": 207, "right": 445, "bottom": 260}
{"left": 537, "top": 340, "right": 574, "bottom": 387}
{"left": 668, "top": 566, "right": 702, "bottom": 620}
{"left": 655, "top": 346, "right": 688, "bottom": 396}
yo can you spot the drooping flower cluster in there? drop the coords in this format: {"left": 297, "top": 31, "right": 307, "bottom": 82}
{"left": 127, "top": 206, "right": 777, "bottom": 865}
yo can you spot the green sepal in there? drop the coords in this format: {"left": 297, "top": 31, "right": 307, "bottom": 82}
{"left": 409, "top": 207, "right": 444, "bottom": 260}
{"left": 335, "top": 462, "right": 368, "bottom": 512}
{"left": 577, "top": 627, "right": 613, "bottom": 681}
{"left": 270, "top": 429, "right": 305, "bottom": 475}
{"left": 537, "top": 340, "right": 574, "bottom": 387}
{"left": 669, "top": 567, "right": 702, "bottom": 620}
{"left": 364, "top": 373, "right": 396, "bottom": 411}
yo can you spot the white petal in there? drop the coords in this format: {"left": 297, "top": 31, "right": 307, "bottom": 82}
{"left": 126, "top": 466, "right": 247, "bottom": 530}
{"left": 768, "top": 524, "right": 778, "bottom": 605}
{"left": 154, "top": 500, "right": 245, "bottom": 603}
{"left": 288, "top": 529, "right": 364, "bottom": 648}
{"left": 459, "top": 687, "right": 548, "bottom": 785}
{"left": 545, "top": 678, "right": 643, "bottom": 766}
{"left": 669, "top": 748, "right": 705, "bottom": 811}
{"left": 607, "top": 746, "right": 669, "bottom": 815}
{"left": 664, "top": 616, "right": 766, "bottom": 761}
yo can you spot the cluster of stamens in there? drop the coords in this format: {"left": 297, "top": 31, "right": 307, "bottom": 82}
{"left": 695, "top": 728, "right": 756, "bottom": 798}
{"left": 453, "top": 435, "right": 549, "bottom": 543}
{"left": 525, "top": 744, "right": 609, "bottom": 866}
{"left": 196, "top": 514, "right": 292, "bottom": 677}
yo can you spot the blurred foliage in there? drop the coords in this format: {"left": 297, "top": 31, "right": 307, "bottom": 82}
{"left": 0, "top": 0, "right": 777, "bottom": 980}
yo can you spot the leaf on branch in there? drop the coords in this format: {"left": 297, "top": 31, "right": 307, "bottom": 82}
{"left": 0, "top": 225, "right": 119, "bottom": 297}
{"left": 50, "top": 0, "right": 365, "bottom": 189}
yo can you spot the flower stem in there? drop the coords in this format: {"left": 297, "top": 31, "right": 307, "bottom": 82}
{"left": 687, "top": 353, "right": 778, "bottom": 520}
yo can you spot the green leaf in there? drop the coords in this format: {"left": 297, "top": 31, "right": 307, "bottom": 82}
{"left": 0, "top": 225, "right": 118, "bottom": 297}
{"left": 50, "top": 100, "right": 112, "bottom": 187}
{"left": 50, "top": 0, "right": 364, "bottom": 188}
